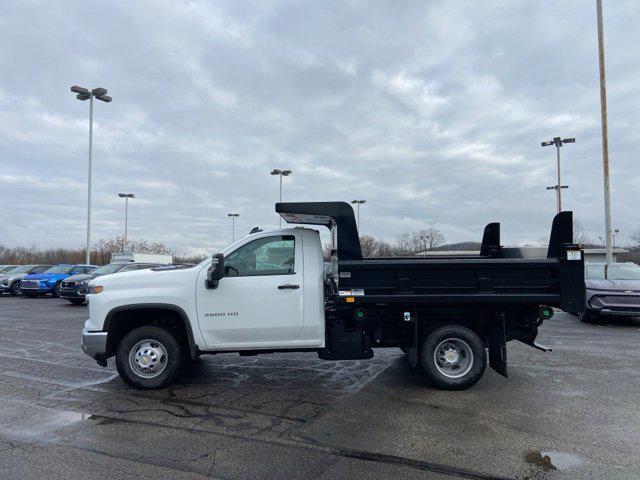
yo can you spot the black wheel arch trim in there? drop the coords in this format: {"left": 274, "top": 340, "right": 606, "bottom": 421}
{"left": 103, "top": 303, "right": 199, "bottom": 359}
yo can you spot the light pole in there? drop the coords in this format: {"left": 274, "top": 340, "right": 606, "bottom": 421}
{"left": 118, "top": 193, "right": 134, "bottom": 246}
{"left": 270, "top": 169, "right": 292, "bottom": 228}
{"left": 228, "top": 213, "right": 239, "bottom": 241}
{"left": 71, "top": 86, "right": 112, "bottom": 264}
{"left": 596, "top": 0, "right": 613, "bottom": 265}
{"left": 542, "top": 137, "right": 574, "bottom": 213}
{"left": 351, "top": 200, "right": 366, "bottom": 232}
{"left": 613, "top": 228, "right": 619, "bottom": 251}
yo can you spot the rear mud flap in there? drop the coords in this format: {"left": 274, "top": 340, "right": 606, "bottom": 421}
{"left": 488, "top": 315, "right": 508, "bottom": 378}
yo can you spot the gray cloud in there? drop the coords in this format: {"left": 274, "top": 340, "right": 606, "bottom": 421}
{"left": 0, "top": 0, "right": 638, "bottom": 255}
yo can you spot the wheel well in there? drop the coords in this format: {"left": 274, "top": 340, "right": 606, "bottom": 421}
{"left": 105, "top": 307, "right": 196, "bottom": 359}
{"left": 417, "top": 318, "right": 487, "bottom": 348}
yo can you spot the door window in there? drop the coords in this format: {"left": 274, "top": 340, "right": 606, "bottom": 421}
{"left": 225, "top": 235, "right": 295, "bottom": 277}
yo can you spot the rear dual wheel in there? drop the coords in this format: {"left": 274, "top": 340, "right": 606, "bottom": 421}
{"left": 420, "top": 325, "right": 486, "bottom": 390}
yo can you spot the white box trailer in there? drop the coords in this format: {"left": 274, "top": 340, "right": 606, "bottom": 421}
{"left": 110, "top": 252, "right": 173, "bottom": 264}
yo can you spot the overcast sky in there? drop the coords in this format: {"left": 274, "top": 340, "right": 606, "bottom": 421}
{"left": 0, "top": 0, "right": 638, "bottom": 255}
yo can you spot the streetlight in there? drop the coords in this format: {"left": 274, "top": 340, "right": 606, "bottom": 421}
{"left": 71, "top": 85, "right": 112, "bottom": 264}
{"left": 270, "top": 169, "right": 292, "bottom": 228}
{"left": 227, "top": 213, "right": 239, "bottom": 241}
{"left": 613, "top": 228, "right": 620, "bottom": 250}
{"left": 541, "top": 136, "right": 574, "bottom": 213}
{"left": 118, "top": 193, "right": 135, "bottom": 245}
{"left": 351, "top": 200, "right": 366, "bottom": 232}
{"left": 596, "top": 0, "right": 614, "bottom": 265}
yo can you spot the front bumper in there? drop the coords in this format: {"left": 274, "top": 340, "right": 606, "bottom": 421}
{"left": 60, "top": 286, "right": 88, "bottom": 299}
{"left": 20, "top": 281, "right": 54, "bottom": 293}
{"left": 587, "top": 293, "right": 640, "bottom": 316}
{"left": 82, "top": 326, "right": 108, "bottom": 360}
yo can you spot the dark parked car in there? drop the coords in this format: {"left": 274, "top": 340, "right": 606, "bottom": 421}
{"left": 582, "top": 262, "right": 640, "bottom": 322}
{"left": 59, "top": 262, "right": 160, "bottom": 305}
{"left": 0, "top": 265, "right": 52, "bottom": 296}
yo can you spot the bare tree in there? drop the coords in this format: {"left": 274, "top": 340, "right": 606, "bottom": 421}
{"left": 631, "top": 229, "right": 640, "bottom": 249}
{"left": 573, "top": 220, "right": 590, "bottom": 245}
{"left": 394, "top": 233, "right": 413, "bottom": 256}
{"left": 409, "top": 228, "right": 445, "bottom": 253}
{"left": 358, "top": 236, "right": 394, "bottom": 258}
{"left": 0, "top": 236, "right": 177, "bottom": 266}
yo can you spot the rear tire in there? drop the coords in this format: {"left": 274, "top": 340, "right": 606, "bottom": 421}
{"left": 10, "top": 282, "right": 22, "bottom": 297}
{"left": 116, "top": 326, "right": 182, "bottom": 389}
{"left": 420, "top": 325, "right": 486, "bottom": 391}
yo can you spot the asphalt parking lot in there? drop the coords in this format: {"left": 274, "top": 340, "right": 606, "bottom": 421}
{"left": 0, "top": 297, "right": 638, "bottom": 479}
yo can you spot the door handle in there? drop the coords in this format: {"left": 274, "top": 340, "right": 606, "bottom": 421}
{"left": 278, "top": 284, "right": 300, "bottom": 289}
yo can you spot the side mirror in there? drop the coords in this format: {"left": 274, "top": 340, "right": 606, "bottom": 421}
{"left": 206, "top": 253, "right": 225, "bottom": 289}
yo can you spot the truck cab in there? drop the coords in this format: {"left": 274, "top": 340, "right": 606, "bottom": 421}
{"left": 83, "top": 227, "right": 328, "bottom": 388}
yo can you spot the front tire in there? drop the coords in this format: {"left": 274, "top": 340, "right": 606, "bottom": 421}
{"left": 10, "top": 282, "right": 22, "bottom": 296}
{"left": 116, "top": 326, "right": 182, "bottom": 389}
{"left": 580, "top": 311, "right": 598, "bottom": 324}
{"left": 420, "top": 325, "right": 486, "bottom": 390}
{"left": 52, "top": 283, "right": 62, "bottom": 297}
{"left": 68, "top": 299, "right": 85, "bottom": 306}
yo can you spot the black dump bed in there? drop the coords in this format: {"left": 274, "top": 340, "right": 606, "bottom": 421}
{"left": 277, "top": 202, "right": 585, "bottom": 314}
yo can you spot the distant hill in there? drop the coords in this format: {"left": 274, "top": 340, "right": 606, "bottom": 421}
{"left": 432, "top": 241, "right": 482, "bottom": 252}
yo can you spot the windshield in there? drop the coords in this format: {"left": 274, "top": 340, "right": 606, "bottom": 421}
{"left": 0, "top": 266, "right": 16, "bottom": 273}
{"left": 44, "top": 265, "right": 73, "bottom": 274}
{"left": 5, "top": 265, "right": 33, "bottom": 274}
{"left": 91, "top": 263, "right": 126, "bottom": 275}
{"left": 587, "top": 263, "right": 640, "bottom": 280}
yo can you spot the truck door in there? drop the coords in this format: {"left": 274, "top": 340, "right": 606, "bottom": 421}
{"left": 196, "top": 234, "right": 304, "bottom": 348}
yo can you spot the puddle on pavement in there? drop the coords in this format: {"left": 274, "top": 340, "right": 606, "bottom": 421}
{"left": 525, "top": 450, "right": 584, "bottom": 472}
{"left": 0, "top": 403, "right": 93, "bottom": 441}
{"left": 17, "top": 410, "right": 89, "bottom": 437}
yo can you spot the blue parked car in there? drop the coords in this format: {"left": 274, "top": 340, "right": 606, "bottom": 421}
{"left": 21, "top": 264, "right": 97, "bottom": 297}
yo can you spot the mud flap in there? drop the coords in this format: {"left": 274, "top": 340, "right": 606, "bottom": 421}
{"left": 487, "top": 314, "right": 507, "bottom": 378}
{"left": 407, "top": 309, "right": 419, "bottom": 368}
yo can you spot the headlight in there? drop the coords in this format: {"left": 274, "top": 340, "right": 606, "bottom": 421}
{"left": 77, "top": 280, "right": 89, "bottom": 286}
{"left": 89, "top": 285, "right": 103, "bottom": 294}
{"left": 1, "top": 279, "right": 8, "bottom": 286}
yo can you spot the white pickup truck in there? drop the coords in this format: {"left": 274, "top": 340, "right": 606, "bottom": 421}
{"left": 82, "top": 202, "right": 584, "bottom": 390}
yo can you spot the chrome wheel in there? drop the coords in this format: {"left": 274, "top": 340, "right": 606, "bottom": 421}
{"left": 433, "top": 338, "right": 474, "bottom": 379}
{"left": 128, "top": 339, "right": 168, "bottom": 379}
